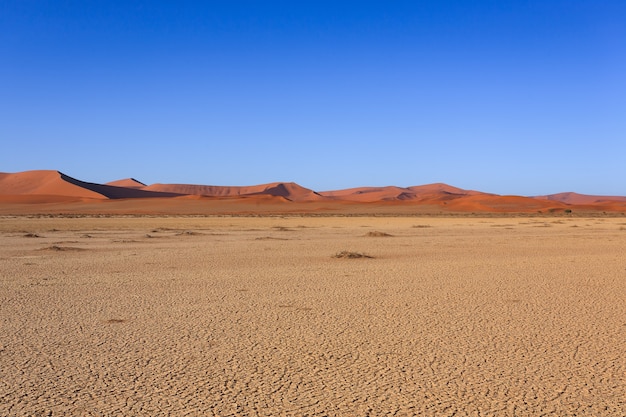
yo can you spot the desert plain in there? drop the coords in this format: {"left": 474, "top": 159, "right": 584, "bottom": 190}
{"left": 1, "top": 214, "right": 625, "bottom": 416}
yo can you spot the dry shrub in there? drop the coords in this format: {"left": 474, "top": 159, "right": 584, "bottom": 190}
{"left": 333, "top": 251, "right": 373, "bottom": 259}
{"left": 41, "top": 245, "right": 85, "bottom": 251}
{"left": 365, "top": 231, "right": 393, "bottom": 237}
{"left": 177, "top": 231, "right": 201, "bottom": 236}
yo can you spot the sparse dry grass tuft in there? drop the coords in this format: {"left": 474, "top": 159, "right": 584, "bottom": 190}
{"left": 177, "top": 231, "right": 202, "bottom": 236}
{"left": 365, "top": 231, "right": 393, "bottom": 237}
{"left": 41, "top": 245, "right": 85, "bottom": 251}
{"left": 332, "top": 250, "right": 373, "bottom": 259}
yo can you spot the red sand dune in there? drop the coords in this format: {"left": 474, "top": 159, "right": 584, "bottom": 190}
{"left": 320, "top": 183, "right": 488, "bottom": 202}
{"left": 0, "top": 170, "right": 183, "bottom": 200}
{"left": 534, "top": 192, "right": 626, "bottom": 205}
{"left": 0, "top": 170, "right": 107, "bottom": 199}
{"left": 407, "top": 183, "right": 485, "bottom": 195}
{"left": 321, "top": 186, "right": 417, "bottom": 202}
{"left": 0, "top": 194, "right": 93, "bottom": 204}
{"left": 143, "top": 182, "right": 325, "bottom": 202}
{"left": 1, "top": 170, "right": 625, "bottom": 214}
{"left": 106, "top": 178, "right": 147, "bottom": 189}
{"left": 442, "top": 194, "right": 570, "bottom": 213}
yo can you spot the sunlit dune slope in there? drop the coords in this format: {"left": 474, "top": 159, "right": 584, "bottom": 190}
{"left": 0, "top": 170, "right": 106, "bottom": 199}
{"left": 105, "top": 178, "right": 147, "bottom": 189}
{"left": 534, "top": 192, "right": 626, "bottom": 205}
{"left": 320, "top": 183, "right": 488, "bottom": 202}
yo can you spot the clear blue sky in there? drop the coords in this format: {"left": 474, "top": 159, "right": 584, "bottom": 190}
{"left": 2, "top": 1, "right": 625, "bottom": 195}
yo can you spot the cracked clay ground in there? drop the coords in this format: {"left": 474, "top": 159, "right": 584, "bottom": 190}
{"left": 1, "top": 216, "right": 625, "bottom": 416}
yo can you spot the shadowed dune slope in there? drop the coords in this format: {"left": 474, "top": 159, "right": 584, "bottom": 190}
{"left": 61, "top": 174, "right": 184, "bottom": 199}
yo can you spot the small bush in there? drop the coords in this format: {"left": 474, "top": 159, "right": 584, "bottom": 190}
{"left": 333, "top": 251, "right": 373, "bottom": 259}
{"left": 41, "top": 245, "right": 85, "bottom": 251}
{"left": 365, "top": 231, "right": 392, "bottom": 237}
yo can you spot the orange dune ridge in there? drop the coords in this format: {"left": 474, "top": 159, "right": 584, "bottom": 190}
{"left": 105, "top": 178, "right": 147, "bottom": 189}
{"left": 1, "top": 170, "right": 625, "bottom": 215}
{"left": 320, "top": 183, "right": 489, "bottom": 203}
{"left": 441, "top": 194, "right": 571, "bottom": 213}
{"left": 143, "top": 181, "right": 324, "bottom": 202}
{"left": 0, "top": 170, "right": 106, "bottom": 199}
{"left": 534, "top": 191, "right": 626, "bottom": 205}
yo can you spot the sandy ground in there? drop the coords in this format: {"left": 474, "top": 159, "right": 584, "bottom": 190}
{"left": 1, "top": 215, "right": 625, "bottom": 416}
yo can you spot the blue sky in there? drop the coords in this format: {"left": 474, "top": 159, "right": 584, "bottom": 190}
{"left": 2, "top": 1, "right": 625, "bottom": 195}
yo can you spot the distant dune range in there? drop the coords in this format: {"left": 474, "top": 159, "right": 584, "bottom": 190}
{"left": 0, "top": 170, "right": 625, "bottom": 215}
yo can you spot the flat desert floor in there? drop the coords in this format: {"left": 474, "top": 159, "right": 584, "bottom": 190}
{"left": 1, "top": 215, "right": 625, "bottom": 416}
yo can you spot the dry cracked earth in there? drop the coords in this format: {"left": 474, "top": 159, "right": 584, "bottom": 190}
{"left": 1, "top": 216, "right": 625, "bottom": 416}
